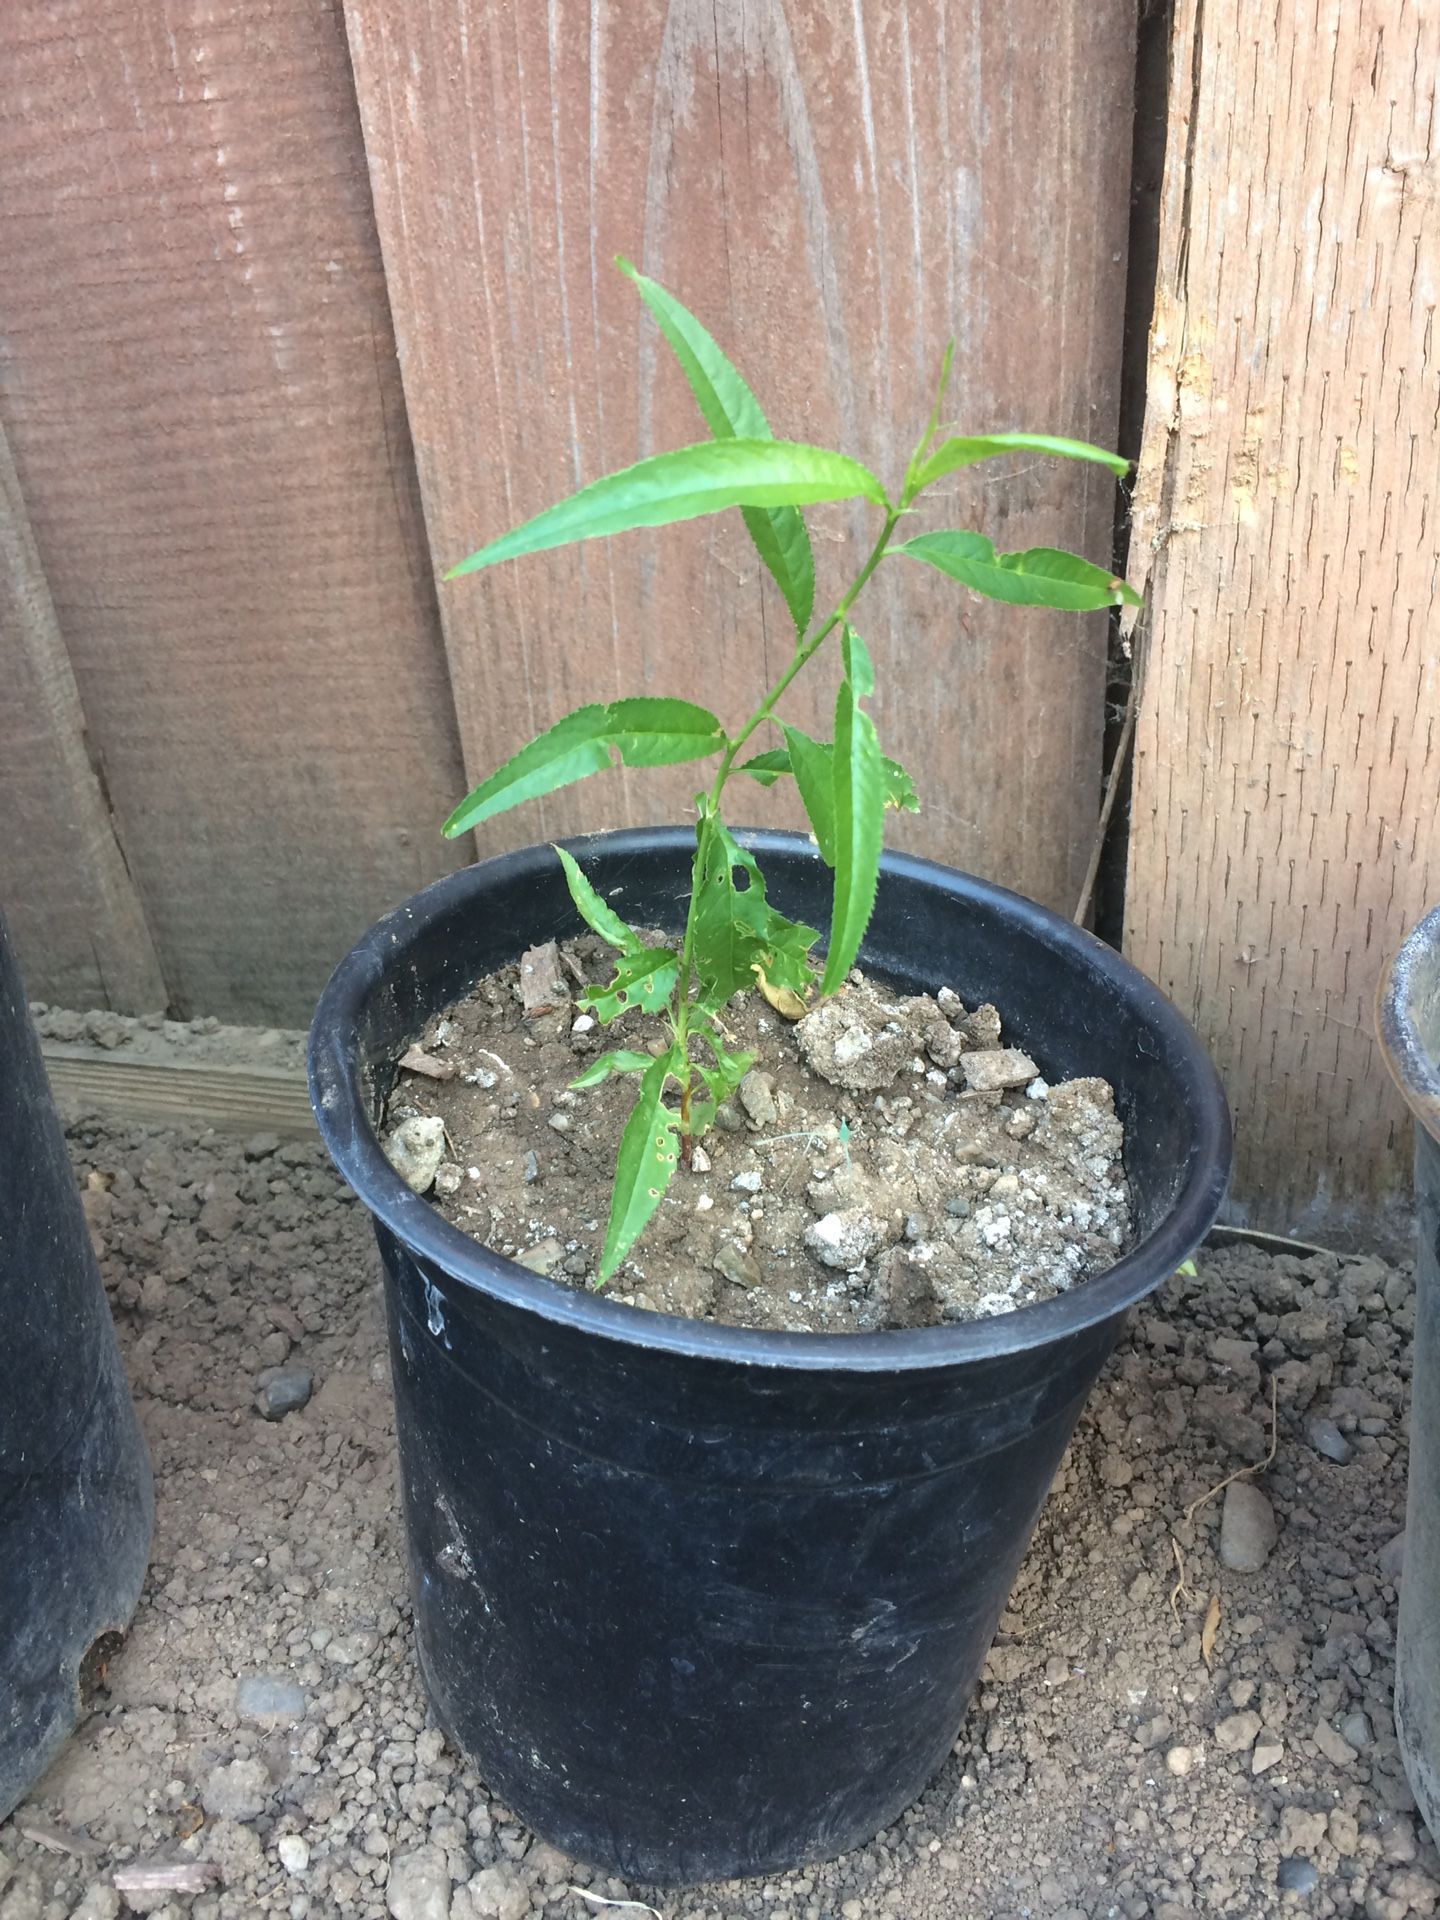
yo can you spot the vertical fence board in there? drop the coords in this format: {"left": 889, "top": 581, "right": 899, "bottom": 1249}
{"left": 1125, "top": 0, "right": 1440, "bottom": 1241}
{"left": 0, "top": 0, "right": 467, "bottom": 1026}
{"left": 0, "top": 417, "right": 167, "bottom": 1013}
{"left": 341, "top": 0, "right": 1135, "bottom": 913}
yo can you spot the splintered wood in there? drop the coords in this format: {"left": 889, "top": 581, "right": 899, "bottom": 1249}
{"left": 1125, "top": 0, "right": 1440, "bottom": 1238}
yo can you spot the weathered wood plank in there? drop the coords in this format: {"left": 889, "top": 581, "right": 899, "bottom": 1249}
{"left": 1125, "top": 0, "right": 1440, "bottom": 1241}
{"left": 0, "top": 0, "right": 468, "bottom": 1027}
{"left": 42, "top": 1045, "right": 313, "bottom": 1139}
{"left": 342, "top": 0, "right": 1135, "bottom": 913}
{"left": 0, "top": 416, "right": 167, "bottom": 1013}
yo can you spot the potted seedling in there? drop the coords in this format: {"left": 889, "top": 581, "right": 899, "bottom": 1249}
{"left": 309, "top": 262, "right": 1230, "bottom": 1883}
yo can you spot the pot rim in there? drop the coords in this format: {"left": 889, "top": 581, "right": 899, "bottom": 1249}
{"left": 309, "top": 827, "right": 1232, "bottom": 1374}
{"left": 1379, "top": 904, "right": 1440, "bottom": 1147}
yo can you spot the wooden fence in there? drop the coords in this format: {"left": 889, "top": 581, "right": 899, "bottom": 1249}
{"left": 2, "top": 0, "right": 1436, "bottom": 1244}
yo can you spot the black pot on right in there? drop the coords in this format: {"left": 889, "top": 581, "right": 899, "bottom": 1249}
{"left": 1380, "top": 905, "right": 1440, "bottom": 1843}
{"left": 310, "top": 830, "right": 1233, "bottom": 1883}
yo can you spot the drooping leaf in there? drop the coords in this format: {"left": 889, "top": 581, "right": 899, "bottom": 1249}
{"left": 909, "top": 431, "right": 1130, "bottom": 498}
{"left": 569, "top": 1048, "right": 656, "bottom": 1090}
{"left": 583, "top": 946, "right": 680, "bottom": 1024}
{"left": 444, "top": 698, "right": 724, "bottom": 837}
{"left": 740, "top": 738, "right": 919, "bottom": 819}
{"left": 894, "top": 530, "right": 1142, "bottom": 611}
{"left": 821, "top": 630, "right": 886, "bottom": 995}
{"left": 445, "top": 439, "right": 887, "bottom": 579}
{"left": 782, "top": 724, "right": 838, "bottom": 866}
{"left": 597, "top": 1051, "right": 681, "bottom": 1283}
{"left": 619, "top": 257, "right": 815, "bottom": 635}
{"left": 752, "top": 965, "right": 810, "bottom": 1020}
{"left": 553, "top": 844, "right": 638, "bottom": 951}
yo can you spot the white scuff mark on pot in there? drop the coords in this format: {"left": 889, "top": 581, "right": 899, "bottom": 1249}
{"left": 422, "top": 1274, "right": 451, "bottom": 1348}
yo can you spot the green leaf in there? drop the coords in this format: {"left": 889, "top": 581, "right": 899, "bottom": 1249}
{"left": 782, "top": 724, "right": 839, "bottom": 866}
{"left": 741, "top": 733, "right": 919, "bottom": 829}
{"left": 553, "top": 844, "right": 639, "bottom": 950}
{"left": 821, "top": 634, "right": 886, "bottom": 995}
{"left": 904, "top": 338, "right": 956, "bottom": 502}
{"left": 445, "top": 439, "right": 887, "bottom": 579}
{"left": 909, "top": 431, "right": 1130, "bottom": 498}
{"left": 694, "top": 1025, "right": 755, "bottom": 1103}
{"left": 444, "top": 698, "right": 725, "bottom": 836}
{"left": 619, "top": 257, "right": 816, "bottom": 635}
{"left": 569, "top": 1048, "right": 655, "bottom": 1090}
{"left": 841, "top": 624, "right": 875, "bottom": 696}
{"left": 691, "top": 814, "right": 819, "bottom": 1012}
{"left": 736, "top": 748, "right": 792, "bottom": 787}
{"left": 597, "top": 1051, "right": 682, "bottom": 1283}
{"left": 894, "top": 531, "right": 1142, "bottom": 611}
{"left": 583, "top": 946, "right": 680, "bottom": 1023}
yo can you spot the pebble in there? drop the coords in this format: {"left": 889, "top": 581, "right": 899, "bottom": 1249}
{"left": 386, "top": 1844, "right": 451, "bottom": 1920}
{"left": 70, "top": 1889, "right": 120, "bottom": 1920}
{"left": 1379, "top": 1529, "right": 1406, "bottom": 1580}
{"left": 1277, "top": 1858, "right": 1320, "bottom": 1895}
{"left": 515, "top": 1236, "right": 564, "bottom": 1275}
{"left": 462, "top": 1862, "right": 531, "bottom": 1920}
{"left": 738, "top": 1070, "right": 778, "bottom": 1126}
{"left": 713, "top": 1242, "right": 762, "bottom": 1290}
{"left": 1312, "top": 1717, "right": 1358, "bottom": 1767}
{"left": 522, "top": 1149, "right": 539, "bottom": 1184}
{"left": 1305, "top": 1414, "right": 1354, "bottom": 1464}
{"left": 381, "top": 1115, "right": 447, "bottom": 1193}
{"left": 1214, "top": 1710, "right": 1262, "bottom": 1752}
{"left": 804, "top": 1210, "right": 887, "bottom": 1272}
{"left": 1338, "top": 1709, "right": 1374, "bottom": 1750}
{"left": 242, "top": 1131, "right": 282, "bottom": 1160}
{"left": 234, "top": 1674, "right": 307, "bottom": 1723}
{"left": 255, "top": 1366, "right": 314, "bottom": 1421}
{"left": 731, "top": 1169, "right": 763, "bottom": 1193}
{"left": 1252, "top": 1736, "right": 1285, "bottom": 1774}
{"left": 277, "top": 1835, "right": 310, "bottom": 1874}
{"left": 1219, "top": 1479, "right": 1278, "bottom": 1570}
{"left": 571, "top": 1014, "right": 595, "bottom": 1033}
{"left": 960, "top": 1048, "right": 1039, "bottom": 1093}
{"left": 1164, "top": 1746, "right": 1194, "bottom": 1776}
{"left": 690, "top": 1146, "right": 711, "bottom": 1173}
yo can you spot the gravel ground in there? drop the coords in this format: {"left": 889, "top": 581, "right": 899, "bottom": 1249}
{"left": 1, "top": 1113, "right": 1437, "bottom": 1920}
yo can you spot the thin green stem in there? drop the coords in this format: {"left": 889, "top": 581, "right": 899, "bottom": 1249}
{"left": 669, "top": 505, "right": 902, "bottom": 1116}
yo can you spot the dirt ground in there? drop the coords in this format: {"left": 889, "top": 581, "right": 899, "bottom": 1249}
{"left": 2, "top": 1108, "right": 1437, "bottom": 1920}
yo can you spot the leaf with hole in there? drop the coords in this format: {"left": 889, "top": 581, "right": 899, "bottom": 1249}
{"left": 894, "top": 530, "right": 1142, "bottom": 611}
{"left": 619, "top": 258, "right": 816, "bottom": 635}
{"left": 444, "top": 700, "right": 726, "bottom": 837}
{"left": 583, "top": 947, "right": 680, "bottom": 1024}
{"left": 445, "top": 439, "right": 887, "bottom": 579}
{"left": 597, "top": 1051, "right": 681, "bottom": 1283}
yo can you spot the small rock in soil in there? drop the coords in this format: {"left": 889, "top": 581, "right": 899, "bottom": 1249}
{"left": 255, "top": 1364, "right": 313, "bottom": 1420}
{"left": 242, "top": 1130, "right": 282, "bottom": 1160}
{"left": 1277, "top": 1857, "right": 1320, "bottom": 1894}
{"left": 1219, "top": 1478, "right": 1278, "bottom": 1570}
{"left": 518, "top": 940, "right": 567, "bottom": 1017}
{"left": 1313, "top": 1716, "right": 1359, "bottom": 1766}
{"left": 276, "top": 1835, "right": 310, "bottom": 1874}
{"left": 1379, "top": 1528, "right": 1407, "bottom": 1580}
{"left": 381, "top": 1114, "right": 447, "bottom": 1194}
{"left": 960, "top": 1048, "right": 1039, "bottom": 1093}
{"left": 385, "top": 1844, "right": 452, "bottom": 1920}
{"left": 203, "top": 1757, "right": 271, "bottom": 1823}
{"left": 1253, "top": 1736, "right": 1285, "bottom": 1774}
{"left": 1214, "top": 1709, "right": 1262, "bottom": 1752}
{"left": 234, "top": 1674, "right": 306, "bottom": 1722}
{"left": 1305, "top": 1412, "right": 1354, "bottom": 1463}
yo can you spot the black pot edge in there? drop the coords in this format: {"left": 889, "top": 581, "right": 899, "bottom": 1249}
{"left": 309, "top": 827, "right": 1233, "bottom": 1375}
{"left": 1380, "top": 904, "right": 1440, "bottom": 1146}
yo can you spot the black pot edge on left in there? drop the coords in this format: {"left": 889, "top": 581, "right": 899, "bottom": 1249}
{"left": 0, "top": 914, "right": 154, "bottom": 1822}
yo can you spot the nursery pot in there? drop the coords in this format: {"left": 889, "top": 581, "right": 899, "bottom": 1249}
{"left": 0, "top": 914, "right": 154, "bottom": 1820}
{"left": 309, "top": 828, "right": 1231, "bottom": 1882}
{"left": 1379, "top": 905, "right": 1440, "bottom": 1841}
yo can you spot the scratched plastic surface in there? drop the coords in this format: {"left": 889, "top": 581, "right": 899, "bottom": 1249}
{"left": 309, "top": 830, "right": 1231, "bottom": 1881}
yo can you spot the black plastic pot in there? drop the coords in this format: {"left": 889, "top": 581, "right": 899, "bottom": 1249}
{"left": 0, "top": 914, "right": 154, "bottom": 1821}
{"left": 1380, "top": 906, "right": 1440, "bottom": 1842}
{"left": 309, "top": 828, "right": 1231, "bottom": 1882}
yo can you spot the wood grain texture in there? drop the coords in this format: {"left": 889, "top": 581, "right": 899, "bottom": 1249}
{"left": 0, "top": 417, "right": 168, "bottom": 1013}
{"left": 42, "top": 1046, "right": 313, "bottom": 1137}
{"left": 0, "top": 0, "right": 468, "bottom": 1026}
{"left": 342, "top": 0, "right": 1135, "bottom": 911}
{"left": 1125, "top": 0, "right": 1440, "bottom": 1241}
